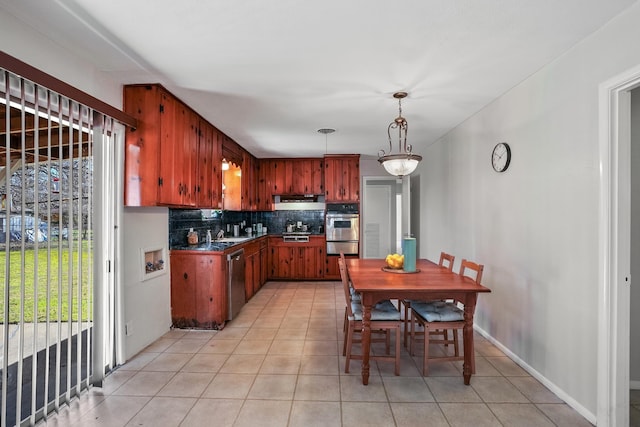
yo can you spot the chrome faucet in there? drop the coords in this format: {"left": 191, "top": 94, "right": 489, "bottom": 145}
{"left": 216, "top": 229, "right": 225, "bottom": 240}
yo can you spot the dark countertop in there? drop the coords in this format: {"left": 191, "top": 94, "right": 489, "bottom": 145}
{"left": 171, "top": 233, "right": 268, "bottom": 252}
{"left": 170, "top": 232, "right": 325, "bottom": 252}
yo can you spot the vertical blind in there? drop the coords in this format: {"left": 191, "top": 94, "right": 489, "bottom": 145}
{"left": 0, "top": 67, "right": 115, "bottom": 427}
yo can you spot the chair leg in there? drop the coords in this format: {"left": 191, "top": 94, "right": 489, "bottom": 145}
{"left": 394, "top": 325, "right": 401, "bottom": 376}
{"left": 409, "top": 310, "right": 415, "bottom": 356}
{"left": 452, "top": 329, "right": 459, "bottom": 357}
{"left": 345, "top": 321, "right": 354, "bottom": 374}
{"left": 403, "top": 301, "right": 410, "bottom": 348}
{"left": 423, "top": 323, "right": 430, "bottom": 376}
{"left": 342, "top": 309, "right": 348, "bottom": 356}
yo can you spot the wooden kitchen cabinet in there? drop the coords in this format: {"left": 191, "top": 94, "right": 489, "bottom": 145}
{"left": 268, "top": 236, "right": 325, "bottom": 280}
{"left": 241, "top": 151, "right": 258, "bottom": 211}
{"left": 170, "top": 251, "right": 226, "bottom": 328}
{"left": 196, "top": 121, "right": 223, "bottom": 208}
{"left": 291, "top": 159, "right": 323, "bottom": 195}
{"left": 259, "top": 239, "right": 268, "bottom": 286}
{"left": 255, "top": 159, "right": 273, "bottom": 211}
{"left": 324, "top": 154, "right": 360, "bottom": 203}
{"left": 325, "top": 253, "right": 359, "bottom": 280}
{"left": 243, "top": 237, "right": 267, "bottom": 301}
{"left": 124, "top": 84, "right": 221, "bottom": 208}
{"left": 267, "top": 158, "right": 324, "bottom": 196}
{"left": 169, "top": 106, "right": 198, "bottom": 206}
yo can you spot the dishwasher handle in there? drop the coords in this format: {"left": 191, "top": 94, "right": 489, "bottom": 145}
{"left": 227, "top": 248, "right": 244, "bottom": 261}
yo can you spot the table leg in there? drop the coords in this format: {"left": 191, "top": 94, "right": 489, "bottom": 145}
{"left": 361, "top": 303, "right": 371, "bottom": 385}
{"left": 462, "top": 293, "right": 477, "bottom": 385}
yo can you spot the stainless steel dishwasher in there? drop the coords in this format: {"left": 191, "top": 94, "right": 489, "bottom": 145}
{"left": 227, "top": 248, "right": 246, "bottom": 320}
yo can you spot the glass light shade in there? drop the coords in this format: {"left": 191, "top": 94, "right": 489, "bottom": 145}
{"left": 378, "top": 154, "right": 421, "bottom": 177}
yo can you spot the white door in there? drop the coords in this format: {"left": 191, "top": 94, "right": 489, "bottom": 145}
{"left": 362, "top": 178, "right": 398, "bottom": 258}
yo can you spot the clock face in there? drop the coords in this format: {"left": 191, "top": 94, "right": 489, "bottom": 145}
{"left": 491, "top": 143, "right": 511, "bottom": 172}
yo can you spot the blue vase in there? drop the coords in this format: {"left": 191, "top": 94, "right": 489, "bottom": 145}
{"left": 402, "top": 237, "right": 416, "bottom": 272}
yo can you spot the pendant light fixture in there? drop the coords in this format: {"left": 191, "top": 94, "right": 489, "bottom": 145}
{"left": 317, "top": 128, "right": 335, "bottom": 154}
{"left": 378, "top": 92, "right": 422, "bottom": 177}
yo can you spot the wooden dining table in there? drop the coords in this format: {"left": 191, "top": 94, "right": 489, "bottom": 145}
{"left": 346, "top": 258, "right": 491, "bottom": 385}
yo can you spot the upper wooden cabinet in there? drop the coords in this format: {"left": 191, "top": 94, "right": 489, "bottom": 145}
{"left": 241, "top": 151, "right": 258, "bottom": 211}
{"left": 324, "top": 154, "right": 360, "bottom": 203}
{"left": 255, "top": 159, "right": 273, "bottom": 211}
{"left": 196, "top": 122, "right": 223, "bottom": 209}
{"left": 123, "top": 84, "right": 222, "bottom": 208}
{"left": 267, "top": 158, "right": 324, "bottom": 196}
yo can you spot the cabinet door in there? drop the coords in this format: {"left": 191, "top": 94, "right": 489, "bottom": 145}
{"left": 324, "top": 155, "right": 359, "bottom": 202}
{"left": 325, "top": 254, "right": 340, "bottom": 280}
{"left": 183, "top": 110, "right": 199, "bottom": 206}
{"left": 309, "top": 159, "right": 324, "bottom": 195}
{"left": 241, "top": 152, "right": 257, "bottom": 211}
{"left": 197, "top": 121, "right": 213, "bottom": 207}
{"left": 269, "top": 245, "right": 294, "bottom": 279}
{"left": 212, "top": 129, "right": 223, "bottom": 208}
{"left": 157, "top": 91, "right": 180, "bottom": 205}
{"left": 297, "top": 247, "right": 324, "bottom": 279}
{"left": 195, "top": 255, "right": 217, "bottom": 326}
{"left": 324, "top": 157, "right": 342, "bottom": 202}
{"left": 259, "top": 246, "right": 268, "bottom": 287}
{"left": 170, "top": 254, "right": 197, "bottom": 323}
{"left": 244, "top": 253, "right": 255, "bottom": 300}
{"left": 344, "top": 157, "right": 360, "bottom": 203}
{"left": 255, "top": 159, "right": 272, "bottom": 211}
{"left": 124, "top": 85, "right": 162, "bottom": 207}
{"left": 270, "top": 159, "right": 287, "bottom": 195}
{"left": 252, "top": 252, "right": 262, "bottom": 294}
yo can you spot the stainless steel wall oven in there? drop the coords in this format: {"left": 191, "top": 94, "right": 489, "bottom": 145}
{"left": 325, "top": 203, "right": 359, "bottom": 255}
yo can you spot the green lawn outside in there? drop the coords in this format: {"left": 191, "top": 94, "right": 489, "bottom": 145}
{"left": 0, "top": 241, "right": 92, "bottom": 324}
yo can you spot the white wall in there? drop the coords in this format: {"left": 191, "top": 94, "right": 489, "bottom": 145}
{"left": 121, "top": 208, "right": 172, "bottom": 358}
{"left": 631, "top": 88, "right": 640, "bottom": 387}
{"left": 1, "top": 10, "right": 172, "bottom": 361}
{"left": 417, "top": 2, "right": 640, "bottom": 420}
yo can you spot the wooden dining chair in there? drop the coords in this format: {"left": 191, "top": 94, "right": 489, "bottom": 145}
{"left": 338, "top": 257, "right": 402, "bottom": 376}
{"left": 402, "top": 251, "right": 455, "bottom": 348}
{"left": 409, "top": 258, "right": 483, "bottom": 376}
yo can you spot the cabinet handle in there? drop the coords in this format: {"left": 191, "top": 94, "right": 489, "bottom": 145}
{"left": 184, "top": 273, "right": 188, "bottom": 280}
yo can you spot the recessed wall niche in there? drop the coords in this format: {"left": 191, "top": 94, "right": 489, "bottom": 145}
{"left": 141, "top": 247, "right": 166, "bottom": 281}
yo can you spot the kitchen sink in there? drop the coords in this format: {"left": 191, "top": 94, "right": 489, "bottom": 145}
{"left": 216, "top": 237, "right": 251, "bottom": 243}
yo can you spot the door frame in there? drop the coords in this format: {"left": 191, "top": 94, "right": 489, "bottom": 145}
{"left": 597, "top": 63, "right": 640, "bottom": 426}
{"left": 361, "top": 176, "right": 400, "bottom": 257}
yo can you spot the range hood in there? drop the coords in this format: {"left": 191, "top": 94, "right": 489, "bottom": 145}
{"left": 277, "top": 194, "right": 319, "bottom": 202}
{"left": 273, "top": 195, "right": 326, "bottom": 210}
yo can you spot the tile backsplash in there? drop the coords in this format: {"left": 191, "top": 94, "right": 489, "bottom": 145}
{"left": 168, "top": 209, "right": 325, "bottom": 247}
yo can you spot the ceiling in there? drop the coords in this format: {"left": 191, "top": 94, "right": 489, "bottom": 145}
{"left": 1, "top": 0, "right": 636, "bottom": 160}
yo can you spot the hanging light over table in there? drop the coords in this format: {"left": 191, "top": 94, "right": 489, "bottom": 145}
{"left": 378, "top": 92, "right": 422, "bottom": 177}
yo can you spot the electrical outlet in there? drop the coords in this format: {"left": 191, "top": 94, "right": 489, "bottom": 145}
{"left": 125, "top": 322, "right": 133, "bottom": 336}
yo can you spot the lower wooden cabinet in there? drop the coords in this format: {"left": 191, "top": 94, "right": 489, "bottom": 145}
{"left": 170, "top": 251, "right": 226, "bottom": 328}
{"left": 244, "top": 238, "right": 268, "bottom": 300}
{"left": 325, "top": 253, "right": 359, "bottom": 280}
{"left": 268, "top": 236, "right": 325, "bottom": 280}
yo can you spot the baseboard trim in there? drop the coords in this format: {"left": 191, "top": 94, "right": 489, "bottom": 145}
{"left": 473, "top": 325, "right": 597, "bottom": 425}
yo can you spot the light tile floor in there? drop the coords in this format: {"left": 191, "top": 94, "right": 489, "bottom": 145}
{"left": 37, "top": 281, "right": 596, "bottom": 426}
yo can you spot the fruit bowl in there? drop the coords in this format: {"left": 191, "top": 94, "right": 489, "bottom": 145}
{"left": 385, "top": 253, "right": 404, "bottom": 270}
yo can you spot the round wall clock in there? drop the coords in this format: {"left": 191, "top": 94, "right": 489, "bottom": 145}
{"left": 491, "top": 142, "right": 511, "bottom": 173}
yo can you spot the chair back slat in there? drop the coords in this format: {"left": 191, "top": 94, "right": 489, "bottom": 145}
{"left": 459, "top": 259, "right": 484, "bottom": 284}
{"left": 338, "top": 256, "right": 355, "bottom": 317}
{"left": 438, "top": 252, "right": 455, "bottom": 272}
